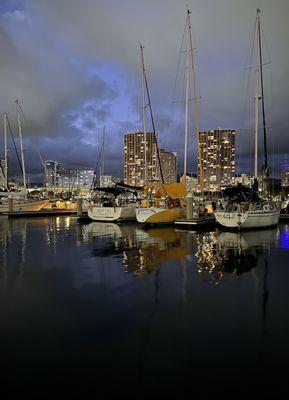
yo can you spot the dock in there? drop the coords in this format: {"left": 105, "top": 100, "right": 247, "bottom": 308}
{"left": 175, "top": 215, "right": 216, "bottom": 228}
{"left": 1, "top": 210, "right": 78, "bottom": 218}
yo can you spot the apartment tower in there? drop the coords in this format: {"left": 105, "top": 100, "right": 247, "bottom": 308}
{"left": 198, "top": 129, "right": 236, "bottom": 191}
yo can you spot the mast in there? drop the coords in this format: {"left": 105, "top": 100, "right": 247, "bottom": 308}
{"left": 3, "top": 113, "right": 8, "bottom": 190}
{"left": 15, "top": 100, "right": 27, "bottom": 190}
{"left": 258, "top": 9, "right": 269, "bottom": 178}
{"left": 254, "top": 12, "right": 260, "bottom": 179}
{"left": 140, "top": 44, "right": 148, "bottom": 184}
{"left": 183, "top": 14, "right": 189, "bottom": 179}
{"left": 187, "top": 7, "right": 201, "bottom": 190}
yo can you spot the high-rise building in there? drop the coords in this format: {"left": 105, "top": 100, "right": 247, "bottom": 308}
{"left": 281, "top": 163, "right": 289, "bottom": 187}
{"left": 124, "top": 131, "right": 159, "bottom": 186}
{"left": 45, "top": 160, "right": 60, "bottom": 190}
{"left": 124, "top": 132, "right": 178, "bottom": 186}
{"left": 58, "top": 167, "right": 94, "bottom": 192}
{"left": 159, "top": 149, "right": 177, "bottom": 183}
{"left": 99, "top": 175, "right": 120, "bottom": 188}
{"left": 198, "top": 129, "right": 236, "bottom": 191}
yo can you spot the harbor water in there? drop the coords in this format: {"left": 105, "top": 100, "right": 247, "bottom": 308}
{"left": 0, "top": 216, "right": 289, "bottom": 397}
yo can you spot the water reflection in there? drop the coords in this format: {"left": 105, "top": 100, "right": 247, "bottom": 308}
{"left": 86, "top": 222, "right": 280, "bottom": 283}
{"left": 0, "top": 217, "right": 288, "bottom": 396}
{"left": 0, "top": 217, "right": 284, "bottom": 292}
{"left": 279, "top": 224, "right": 289, "bottom": 250}
{"left": 87, "top": 222, "right": 187, "bottom": 278}
{"left": 0, "top": 216, "right": 77, "bottom": 293}
{"left": 195, "top": 228, "right": 279, "bottom": 284}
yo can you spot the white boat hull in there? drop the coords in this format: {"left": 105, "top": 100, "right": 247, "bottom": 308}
{"left": 136, "top": 207, "right": 184, "bottom": 224}
{"left": 0, "top": 199, "right": 48, "bottom": 213}
{"left": 215, "top": 210, "right": 280, "bottom": 230}
{"left": 87, "top": 206, "right": 136, "bottom": 222}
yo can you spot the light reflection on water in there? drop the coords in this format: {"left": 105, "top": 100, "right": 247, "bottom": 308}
{"left": 0, "top": 216, "right": 288, "bottom": 396}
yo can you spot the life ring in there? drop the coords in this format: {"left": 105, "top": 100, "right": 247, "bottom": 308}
{"left": 263, "top": 204, "right": 270, "bottom": 212}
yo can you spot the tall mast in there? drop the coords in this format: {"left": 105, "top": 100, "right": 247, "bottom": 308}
{"left": 187, "top": 7, "right": 201, "bottom": 190}
{"left": 15, "top": 100, "right": 27, "bottom": 189}
{"left": 254, "top": 12, "right": 260, "bottom": 179}
{"left": 183, "top": 13, "right": 189, "bottom": 180}
{"left": 258, "top": 9, "right": 269, "bottom": 177}
{"left": 140, "top": 44, "right": 147, "bottom": 184}
{"left": 3, "top": 113, "right": 8, "bottom": 190}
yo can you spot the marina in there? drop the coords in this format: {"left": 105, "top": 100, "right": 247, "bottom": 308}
{"left": 1, "top": 0, "right": 289, "bottom": 397}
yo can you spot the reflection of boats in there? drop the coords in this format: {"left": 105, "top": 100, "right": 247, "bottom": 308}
{"left": 195, "top": 227, "right": 278, "bottom": 283}
{"left": 216, "top": 227, "right": 279, "bottom": 249}
{"left": 87, "top": 222, "right": 186, "bottom": 277}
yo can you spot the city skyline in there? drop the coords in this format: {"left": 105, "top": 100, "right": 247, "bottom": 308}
{"left": 0, "top": 0, "right": 288, "bottom": 183}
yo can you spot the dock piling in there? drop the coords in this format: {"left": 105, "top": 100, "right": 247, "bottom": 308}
{"left": 8, "top": 197, "right": 13, "bottom": 212}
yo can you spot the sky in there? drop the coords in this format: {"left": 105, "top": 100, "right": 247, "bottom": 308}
{"left": 0, "top": 0, "right": 288, "bottom": 183}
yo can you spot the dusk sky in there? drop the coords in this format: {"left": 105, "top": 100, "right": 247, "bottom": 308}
{"left": 0, "top": 0, "right": 288, "bottom": 182}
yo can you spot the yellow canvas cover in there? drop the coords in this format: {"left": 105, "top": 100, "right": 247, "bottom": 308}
{"left": 154, "top": 182, "right": 187, "bottom": 199}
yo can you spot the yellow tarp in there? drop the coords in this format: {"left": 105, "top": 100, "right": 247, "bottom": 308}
{"left": 154, "top": 182, "right": 187, "bottom": 199}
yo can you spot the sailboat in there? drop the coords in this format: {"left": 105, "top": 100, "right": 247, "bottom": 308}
{"left": 174, "top": 7, "right": 215, "bottom": 228}
{"left": 87, "top": 126, "right": 137, "bottom": 222}
{"left": 135, "top": 40, "right": 186, "bottom": 225}
{"left": 215, "top": 9, "right": 280, "bottom": 230}
{"left": 0, "top": 102, "right": 48, "bottom": 213}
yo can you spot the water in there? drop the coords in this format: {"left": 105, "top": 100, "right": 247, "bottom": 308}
{"left": 0, "top": 216, "right": 289, "bottom": 397}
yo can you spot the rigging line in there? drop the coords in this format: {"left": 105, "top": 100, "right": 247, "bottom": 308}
{"left": 238, "top": 17, "right": 257, "bottom": 174}
{"left": 239, "top": 17, "right": 257, "bottom": 133}
{"left": 124, "top": 73, "right": 138, "bottom": 134}
{"left": 90, "top": 133, "right": 105, "bottom": 190}
{"left": 143, "top": 71, "right": 164, "bottom": 184}
{"left": 6, "top": 115, "right": 23, "bottom": 176}
{"left": 163, "top": 14, "right": 187, "bottom": 148}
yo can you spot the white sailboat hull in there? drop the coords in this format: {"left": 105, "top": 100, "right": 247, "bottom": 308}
{"left": 0, "top": 199, "right": 48, "bottom": 213}
{"left": 215, "top": 210, "right": 280, "bottom": 230}
{"left": 87, "top": 206, "right": 136, "bottom": 222}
